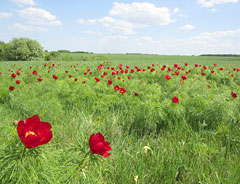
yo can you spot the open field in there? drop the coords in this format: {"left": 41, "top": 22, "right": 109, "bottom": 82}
{"left": 0, "top": 54, "right": 240, "bottom": 183}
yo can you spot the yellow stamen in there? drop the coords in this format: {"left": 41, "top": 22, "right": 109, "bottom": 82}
{"left": 25, "top": 131, "right": 37, "bottom": 138}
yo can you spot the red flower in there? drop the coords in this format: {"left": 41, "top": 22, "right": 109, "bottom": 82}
{"left": 128, "top": 76, "right": 132, "bottom": 79}
{"left": 120, "top": 88, "right": 126, "bottom": 93}
{"left": 181, "top": 75, "right": 187, "bottom": 80}
{"left": 165, "top": 75, "right": 171, "bottom": 80}
{"left": 53, "top": 75, "right": 58, "bottom": 79}
{"left": 219, "top": 68, "right": 224, "bottom": 71}
{"left": 185, "top": 63, "right": 188, "bottom": 66}
{"left": 211, "top": 71, "right": 214, "bottom": 74}
{"left": 16, "top": 80, "right": 20, "bottom": 84}
{"left": 195, "top": 64, "right": 198, "bottom": 67}
{"left": 108, "top": 80, "right": 112, "bottom": 85}
{"left": 37, "top": 78, "right": 43, "bottom": 81}
{"left": 201, "top": 72, "right": 206, "bottom": 76}
{"left": 89, "top": 132, "right": 112, "bottom": 157}
{"left": 114, "top": 85, "right": 120, "bottom": 91}
{"left": 74, "top": 78, "right": 78, "bottom": 82}
{"left": 231, "top": 92, "right": 237, "bottom": 98}
{"left": 95, "top": 77, "right": 100, "bottom": 82}
{"left": 17, "top": 115, "right": 53, "bottom": 149}
{"left": 174, "top": 64, "right": 178, "bottom": 68}
{"left": 11, "top": 73, "right": 16, "bottom": 78}
{"left": 134, "top": 93, "right": 138, "bottom": 96}
{"left": 82, "top": 81, "right": 86, "bottom": 83}
{"left": 207, "top": 85, "right": 211, "bottom": 88}
{"left": 9, "top": 86, "right": 15, "bottom": 91}
{"left": 172, "top": 96, "right": 179, "bottom": 104}
{"left": 33, "top": 70, "right": 38, "bottom": 75}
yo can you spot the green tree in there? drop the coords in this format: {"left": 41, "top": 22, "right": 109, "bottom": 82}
{"left": 5, "top": 38, "right": 44, "bottom": 61}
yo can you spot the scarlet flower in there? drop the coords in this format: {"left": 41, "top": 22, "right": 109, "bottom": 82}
{"left": 120, "top": 88, "right": 126, "bottom": 94}
{"left": 16, "top": 80, "right": 20, "bottom": 84}
{"left": 165, "top": 75, "right": 171, "bottom": 80}
{"left": 108, "top": 80, "right": 112, "bottom": 85}
{"left": 181, "top": 75, "right": 187, "bottom": 80}
{"left": 211, "top": 71, "right": 214, "bottom": 74}
{"left": 89, "top": 132, "right": 112, "bottom": 157}
{"left": 134, "top": 93, "right": 139, "bottom": 96}
{"left": 9, "top": 86, "right": 15, "bottom": 91}
{"left": 74, "top": 78, "right": 78, "bottom": 82}
{"left": 69, "top": 75, "right": 72, "bottom": 78}
{"left": 174, "top": 64, "right": 178, "bottom": 68}
{"left": 172, "top": 96, "right": 179, "bottom": 104}
{"left": 53, "top": 75, "right": 58, "bottom": 79}
{"left": 219, "top": 68, "right": 224, "bottom": 71}
{"left": 195, "top": 64, "right": 198, "bottom": 67}
{"left": 114, "top": 85, "right": 119, "bottom": 91}
{"left": 231, "top": 92, "right": 237, "bottom": 98}
{"left": 201, "top": 72, "right": 206, "bottom": 76}
{"left": 82, "top": 81, "right": 86, "bottom": 83}
{"left": 33, "top": 70, "right": 38, "bottom": 75}
{"left": 89, "top": 72, "right": 92, "bottom": 75}
{"left": 128, "top": 76, "right": 132, "bottom": 79}
{"left": 185, "top": 63, "right": 188, "bottom": 66}
{"left": 207, "top": 85, "right": 211, "bottom": 88}
{"left": 11, "top": 73, "right": 16, "bottom": 78}
{"left": 17, "top": 115, "right": 53, "bottom": 149}
{"left": 150, "top": 68, "right": 155, "bottom": 72}
{"left": 95, "top": 77, "right": 100, "bottom": 82}
{"left": 37, "top": 78, "right": 43, "bottom": 81}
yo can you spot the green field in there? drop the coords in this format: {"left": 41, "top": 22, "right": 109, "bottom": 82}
{"left": 0, "top": 54, "right": 240, "bottom": 183}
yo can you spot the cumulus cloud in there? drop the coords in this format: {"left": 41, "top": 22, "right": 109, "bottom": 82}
{"left": 0, "top": 12, "right": 13, "bottom": 19}
{"left": 109, "top": 2, "right": 174, "bottom": 26}
{"left": 198, "top": 0, "right": 238, "bottom": 7}
{"left": 78, "top": 16, "right": 144, "bottom": 35}
{"left": 180, "top": 24, "right": 195, "bottom": 30}
{"left": 10, "top": 23, "right": 48, "bottom": 32}
{"left": 10, "top": 0, "right": 35, "bottom": 7}
{"left": 82, "top": 30, "right": 102, "bottom": 35}
{"left": 17, "top": 8, "right": 62, "bottom": 26}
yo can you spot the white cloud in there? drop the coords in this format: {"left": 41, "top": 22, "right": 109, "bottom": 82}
{"left": 173, "top": 8, "right": 180, "bottom": 14}
{"left": 10, "top": 23, "right": 48, "bottom": 32}
{"left": 136, "top": 36, "right": 153, "bottom": 42}
{"left": 17, "top": 8, "right": 62, "bottom": 26}
{"left": 82, "top": 30, "right": 102, "bottom": 35}
{"left": 109, "top": 2, "right": 174, "bottom": 26}
{"left": 180, "top": 24, "right": 195, "bottom": 30}
{"left": 78, "top": 16, "right": 143, "bottom": 35}
{"left": 0, "top": 12, "right": 13, "bottom": 19}
{"left": 210, "top": 8, "right": 217, "bottom": 11}
{"left": 77, "top": 19, "right": 96, "bottom": 25}
{"left": 10, "top": 0, "right": 35, "bottom": 7}
{"left": 198, "top": 0, "right": 238, "bottom": 7}
{"left": 105, "top": 35, "right": 128, "bottom": 40}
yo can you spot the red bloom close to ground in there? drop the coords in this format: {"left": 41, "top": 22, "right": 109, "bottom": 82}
{"left": 120, "top": 88, "right": 126, "bottom": 94}
{"left": 9, "top": 86, "right": 14, "bottom": 91}
{"left": 165, "top": 75, "right": 171, "bottom": 80}
{"left": 53, "top": 75, "right": 58, "bottom": 80}
{"left": 134, "top": 92, "right": 139, "bottom": 96}
{"left": 16, "top": 80, "right": 20, "bottom": 84}
{"left": 114, "top": 85, "right": 120, "bottom": 91}
{"left": 108, "top": 80, "right": 112, "bottom": 85}
{"left": 11, "top": 73, "right": 16, "bottom": 78}
{"left": 181, "top": 75, "right": 187, "bottom": 80}
{"left": 89, "top": 132, "right": 112, "bottom": 157}
{"left": 231, "top": 92, "right": 237, "bottom": 98}
{"left": 37, "top": 78, "right": 43, "bottom": 81}
{"left": 17, "top": 115, "right": 53, "bottom": 149}
{"left": 95, "top": 77, "right": 100, "bottom": 82}
{"left": 172, "top": 97, "right": 179, "bottom": 104}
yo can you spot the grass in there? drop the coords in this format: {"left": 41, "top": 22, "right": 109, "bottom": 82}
{"left": 0, "top": 54, "right": 240, "bottom": 183}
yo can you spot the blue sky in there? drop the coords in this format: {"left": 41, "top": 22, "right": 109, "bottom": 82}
{"left": 0, "top": 0, "right": 240, "bottom": 55}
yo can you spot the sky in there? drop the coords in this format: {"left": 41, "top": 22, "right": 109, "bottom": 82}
{"left": 0, "top": 0, "right": 240, "bottom": 55}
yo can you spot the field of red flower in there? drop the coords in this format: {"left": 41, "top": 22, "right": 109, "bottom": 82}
{"left": 0, "top": 58, "right": 240, "bottom": 183}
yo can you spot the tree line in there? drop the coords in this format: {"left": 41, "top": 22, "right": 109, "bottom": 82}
{"left": 0, "top": 37, "right": 95, "bottom": 62}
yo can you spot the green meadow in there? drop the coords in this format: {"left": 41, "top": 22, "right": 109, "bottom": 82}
{"left": 0, "top": 54, "right": 240, "bottom": 184}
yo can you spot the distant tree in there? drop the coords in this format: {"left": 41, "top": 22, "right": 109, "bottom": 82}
{"left": 3, "top": 38, "right": 44, "bottom": 61}
{"left": 45, "top": 51, "right": 61, "bottom": 61}
{"left": 58, "top": 50, "right": 71, "bottom": 53}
